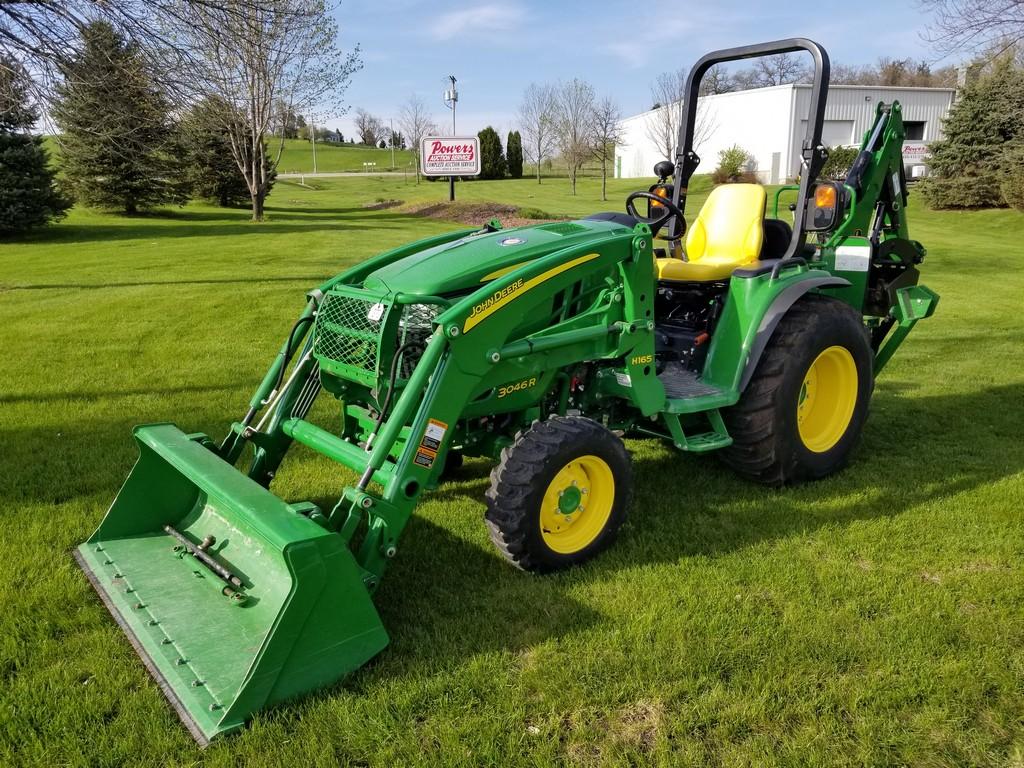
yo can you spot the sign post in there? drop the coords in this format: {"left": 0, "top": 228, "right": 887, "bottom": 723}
{"left": 443, "top": 75, "right": 458, "bottom": 201}
{"left": 420, "top": 137, "right": 481, "bottom": 196}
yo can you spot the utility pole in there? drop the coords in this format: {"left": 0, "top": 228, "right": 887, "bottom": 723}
{"left": 444, "top": 74, "right": 458, "bottom": 202}
{"left": 390, "top": 117, "right": 396, "bottom": 170}
{"left": 311, "top": 118, "right": 317, "bottom": 175}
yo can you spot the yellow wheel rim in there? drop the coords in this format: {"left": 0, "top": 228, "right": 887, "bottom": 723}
{"left": 797, "top": 345, "right": 858, "bottom": 453}
{"left": 539, "top": 455, "right": 615, "bottom": 554}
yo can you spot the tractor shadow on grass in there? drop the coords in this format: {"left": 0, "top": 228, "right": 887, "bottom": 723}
{"left": 603, "top": 381, "right": 1024, "bottom": 568}
{"left": 408, "top": 382, "right": 1024, "bottom": 588}
{"left": 356, "top": 513, "right": 602, "bottom": 681}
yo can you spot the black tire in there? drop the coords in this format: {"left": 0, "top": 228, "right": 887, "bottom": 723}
{"left": 485, "top": 416, "right": 632, "bottom": 573}
{"left": 721, "top": 294, "right": 873, "bottom": 486}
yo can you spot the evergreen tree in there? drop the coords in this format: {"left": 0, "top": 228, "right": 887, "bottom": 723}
{"left": 506, "top": 130, "right": 524, "bottom": 179}
{"left": 181, "top": 98, "right": 269, "bottom": 208}
{"left": 0, "top": 58, "right": 70, "bottom": 234}
{"left": 52, "top": 22, "right": 187, "bottom": 214}
{"left": 477, "top": 126, "right": 506, "bottom": 180}
{"left": 919, "top": 58, "right": 1024, "bottom": 209}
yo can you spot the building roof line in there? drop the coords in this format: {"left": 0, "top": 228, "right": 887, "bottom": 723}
{"left": 619, "top": 82, "right": 956, "bottom": 125}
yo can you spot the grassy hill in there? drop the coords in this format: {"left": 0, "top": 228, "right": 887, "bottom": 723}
{"left": 274, "top": 137, "right": 416, "bottom": 174}
{"left": 42, "top": 135, "right": 417, "bottom": 175}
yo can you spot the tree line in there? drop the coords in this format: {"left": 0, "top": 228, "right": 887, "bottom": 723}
{"left": 2, "top": 0, "right": 1022, "bottom": 233}
{"left": 692, "top": 54, "right": 959, "bottom": 96}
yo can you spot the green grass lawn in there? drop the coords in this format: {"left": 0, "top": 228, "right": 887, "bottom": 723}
{"left": 1, "top": 176, "right": 1023, "bottom": 767}
{"left": 275, "top": 138, "right": 416, "bottom": 174}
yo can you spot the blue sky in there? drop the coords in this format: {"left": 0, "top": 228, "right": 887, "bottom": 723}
{"left": 326, "top": 0, "right": 948, "bottom": 139}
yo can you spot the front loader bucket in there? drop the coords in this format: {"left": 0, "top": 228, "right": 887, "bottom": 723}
{"left": 74, "top": 424, "right": 389, "bottom": 744}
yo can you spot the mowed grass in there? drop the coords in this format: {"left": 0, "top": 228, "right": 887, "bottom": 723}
{"left": 1, "top": 175, "right": 1023, "bottom": 767}
{"left": 276, "top": 138, "right": 416, "bottom": 174}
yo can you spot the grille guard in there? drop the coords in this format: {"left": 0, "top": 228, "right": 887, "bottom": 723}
{"left": 313, "top": 286, "right": 445, "bottom": 388}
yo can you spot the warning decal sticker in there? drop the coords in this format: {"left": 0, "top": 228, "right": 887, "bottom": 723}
{"left": 415, "top": 419, "right": 449, "bottom": 468}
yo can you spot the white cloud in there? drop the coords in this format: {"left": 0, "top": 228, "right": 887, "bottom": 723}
{"left": 428, "top": 3, "right": 527, "bottom": 41}
{"left": 603, "top": 16, "right": 692, "bottom": 68}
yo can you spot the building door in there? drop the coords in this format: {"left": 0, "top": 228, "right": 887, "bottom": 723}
{"left": 770, "top": 152, "right": 781, "bottom": 185}
{"left": 801, "top": 119, "right": 855, "bottom": 146}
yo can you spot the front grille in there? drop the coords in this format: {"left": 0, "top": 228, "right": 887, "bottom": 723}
{"left": 314, "top": 293, "right": 384, "bottom": 373}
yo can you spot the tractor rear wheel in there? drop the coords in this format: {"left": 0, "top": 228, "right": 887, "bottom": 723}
{"left": 485, "top": 416, "right": 632, "bottom": 573}
{"left": 721, "top": 294, "right": 873, "bottom": 485}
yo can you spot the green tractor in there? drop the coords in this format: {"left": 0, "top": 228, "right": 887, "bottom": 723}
{"left": 76, "top": 38, "right": 938, "bottom": 742}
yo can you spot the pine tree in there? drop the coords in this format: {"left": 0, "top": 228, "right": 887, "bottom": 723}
{"left": 919, "top": 58, "right": 1024, "bottom": 209}
{"left": 0, "top": 58, "right": 70, "bottom": 234}
{"left": 52, "top": 22, "right": 187, "bottom": 215}
{"left": 477, "top": 126, "right": 506, "bottom": 180}
{"left": 181, "top": 98, "right": 271, "bottom": 208}
{"left": 506, "top": 130, "right": 524, "bottom": 179}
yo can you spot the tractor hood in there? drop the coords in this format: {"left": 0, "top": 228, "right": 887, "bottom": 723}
{"left": 362, "top": 216, "right": 634, "bottom": 296}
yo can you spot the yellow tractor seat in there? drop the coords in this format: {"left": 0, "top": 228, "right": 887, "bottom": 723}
{"left": 656, "top": 183, "right": 767, "bottom": 282}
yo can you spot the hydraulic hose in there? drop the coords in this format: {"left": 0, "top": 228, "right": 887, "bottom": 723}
{"left": 365, "top": 341, "right": 423, "bottom": 451}
{"left": 273, "top": 314, "right": 316, "bottom": 393}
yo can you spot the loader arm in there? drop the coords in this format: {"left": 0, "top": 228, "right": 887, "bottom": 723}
{"left": 276, "top": 224, "right": 659, "bottom": 585}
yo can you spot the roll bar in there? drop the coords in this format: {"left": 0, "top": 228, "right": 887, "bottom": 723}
{"left": 670, "top": 38, "right": 831, "bottom": 260}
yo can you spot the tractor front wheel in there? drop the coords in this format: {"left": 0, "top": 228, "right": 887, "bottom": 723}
{"left": 721, "top": 294, "right": 874, "bottom": 485}
{"left": 485, "top": 417, "right": 632, "bottom": 573}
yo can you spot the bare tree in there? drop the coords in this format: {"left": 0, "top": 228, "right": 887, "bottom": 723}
{"left": 829, "top": 58, "right": 958, "bottom": 87}
{"left": 398, "top": 95, "right": 437, "bottom": 183}
{"left": 645, "top": 69, "right": 686, "bottom": 162}
{"left": 518, "top": 82, "right": 556, "bottom": 183}
{"left": 354, "top": 108, "right": 383, "bottom": 146}
{"left": 0, "top": 1, "right": 270, "bottom": 109}
{"left": 644, "top": 68, "right": 716, "bottom": 164}
{"left": 830, "top": 62, "right": 875, "bottom": 85}
{"left": 922, "top": 0, "right": 1024, "bottom": 57}
{"left": 699, "top": 64, "right": 734, "bottom": 95}
{"left": 750, "top": 53, "right": 810, "bottom": 86}
{"left": 589, "top": 96, "right": 623, "bottom": 201}
{"left": 170, "top": 0, "right": 361, "bottom": 221}
{"left": 552, "top": 78, "right": 594, "bottom": 195}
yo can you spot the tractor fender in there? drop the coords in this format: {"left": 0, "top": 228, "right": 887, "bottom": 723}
{"left": 738, "top": 276, "right": 851, "bottom": 391}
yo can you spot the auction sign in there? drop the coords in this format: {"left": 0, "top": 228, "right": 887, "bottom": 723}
{"left": 420, "top": 136, "right": 481, "bottom": 176}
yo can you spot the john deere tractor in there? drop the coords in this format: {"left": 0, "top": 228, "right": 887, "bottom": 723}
{"left": 76, "top": 38, "right": 938, "bottom": 742}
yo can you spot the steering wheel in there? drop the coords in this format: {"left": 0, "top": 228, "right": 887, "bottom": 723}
{"left": 625, "top": 191, "right": 686, "bottom": 239}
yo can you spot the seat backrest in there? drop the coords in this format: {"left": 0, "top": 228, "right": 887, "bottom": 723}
{"left": 685, "top": 184, "right": 766, "bottom": 263}
{"left": 761, "top": 218, "right": 793, "bottom": 260}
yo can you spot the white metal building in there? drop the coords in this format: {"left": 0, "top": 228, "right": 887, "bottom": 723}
{"left": 614, "top": 84, "right": 955, "bottom": 182}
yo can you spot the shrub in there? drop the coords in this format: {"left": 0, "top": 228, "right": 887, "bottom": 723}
{"left": 713, "top": 144, "right": 753, "bottom": 183}
{"left": 477, "top": 126, "right": 506, "bottom": 180}
{"left": 821, "top": 145, "right": 859, "bottom": 180}
{"left": 1001, "top": 169, "right": 1024, "bottom": 211}
{"left": 917, "top": 174, "right": 1005, "bottom": 209}
{"left": 506, "top": 130, "right": 524, "bottom": 179}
